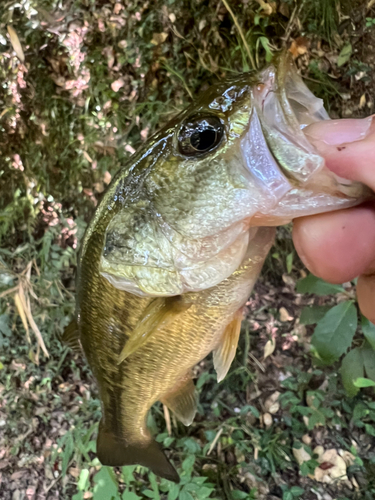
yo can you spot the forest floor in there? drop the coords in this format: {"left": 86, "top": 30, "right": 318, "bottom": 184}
{"left": 1, "top": 0, "right": 375, "bottom": 499}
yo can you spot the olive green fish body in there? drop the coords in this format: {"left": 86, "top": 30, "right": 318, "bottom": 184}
{"left": 77, "top": 194, "right": 274, "bottom": 478}
{"left": 69, "top": 53, "right": 371, "bottom": 481}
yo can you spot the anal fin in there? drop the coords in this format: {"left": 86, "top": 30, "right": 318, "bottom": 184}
{"left": 62, "top": 319, "right": 82, "bottom": 353}
{"left": 118, "top": 297, "right": 191, "bottom": 364}
{"left": 213, "top": 309, "right": 243, "bottom": 382}
{"left": 161, "top": 373, "right": 198, "bottom": 426}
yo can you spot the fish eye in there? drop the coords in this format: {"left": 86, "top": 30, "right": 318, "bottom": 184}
{"left": 177, "top": 114, "right": 224, "bottom": 157}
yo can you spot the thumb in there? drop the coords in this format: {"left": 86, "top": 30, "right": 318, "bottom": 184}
{"left": 304, "top": 116, "right": 375, "bottom": 191}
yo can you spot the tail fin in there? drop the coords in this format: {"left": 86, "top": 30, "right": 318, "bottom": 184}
{"left": 97, "top": 420, "right": 179, "bottom": 483}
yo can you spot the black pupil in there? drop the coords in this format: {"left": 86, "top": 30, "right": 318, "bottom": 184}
{"left": 178, "top": 115, "right": 223, "bottom": 156}
{"left": 191, "top": 127, "right": 216, "bottom": 151}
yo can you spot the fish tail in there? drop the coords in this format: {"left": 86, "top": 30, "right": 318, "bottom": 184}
{"left": 96, "top": 420, "right": 179, "bottom": 483}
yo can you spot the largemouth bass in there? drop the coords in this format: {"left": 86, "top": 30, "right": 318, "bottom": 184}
{"left": 64, "top": 54, "right": 370, "bottom": 482}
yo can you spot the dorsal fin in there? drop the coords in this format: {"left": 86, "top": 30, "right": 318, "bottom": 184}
{"left": 213, "top": 309, "right": 243, "bottom": 382}
{"left": 62, "top": 319, "right": 82, "bottom": 353}
{"left": 161, "top": 372, "right": 198, "bottom": 426}
{"left": 118, "top": 297, "right": 191, "bottom": 364}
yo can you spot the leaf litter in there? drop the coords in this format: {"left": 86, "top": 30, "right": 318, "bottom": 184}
{"left": 1, "top": 0, "right": 375, "bottom": 498}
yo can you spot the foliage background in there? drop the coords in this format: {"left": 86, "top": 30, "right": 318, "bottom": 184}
{"left": 1, "top": 0, "right": 375, "bottom": 499}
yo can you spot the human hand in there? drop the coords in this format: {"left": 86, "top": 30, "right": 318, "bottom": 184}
{"left": 294, "top": 116, "right": 375, "bottom": 323}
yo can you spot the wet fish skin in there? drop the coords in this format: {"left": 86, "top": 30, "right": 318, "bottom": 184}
{"left": 77, "top": 218, "right": 273, "bottom": 480}
{"left": 66, "top": 54, "right": 371, "bottom": 481}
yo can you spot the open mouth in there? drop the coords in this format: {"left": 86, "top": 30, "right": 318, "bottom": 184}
{"left": 244, "top": 53, "right": 371, "bottom": 225}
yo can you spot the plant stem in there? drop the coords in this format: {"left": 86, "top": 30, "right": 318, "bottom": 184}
{"left": 221, "top": 0, "right": 256, "bottom": 70}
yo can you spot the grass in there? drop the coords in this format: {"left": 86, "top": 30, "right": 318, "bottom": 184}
{"left": 1, "top": 0, "right": 375, "bottom": 498}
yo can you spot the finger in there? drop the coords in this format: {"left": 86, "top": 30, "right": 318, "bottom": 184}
{"left": 357, "top": 274, "right": 375, "bottom": 324}
{"left": 292, "top": 204, "right": 375, "bottom": 284}
{"left": 304, "top": 116, "right": 375, "bottom": 190}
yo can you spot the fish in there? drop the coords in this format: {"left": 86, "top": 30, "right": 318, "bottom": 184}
{"left": 63, "top": 52, "right": 371, "bottom": 482}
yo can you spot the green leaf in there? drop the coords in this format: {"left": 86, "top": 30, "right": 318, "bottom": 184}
{"left": 93, "top": 467, "right": 120, "bottom": 500}
{"left": 240, "top": 405, "right": 260, "bottom": 418}
{"left": 258, "top": 37, "right": 273, "bottom": 62}
{"left": 167, "top": 483, "right": 181, "bottom": 500}
{"left": 179, "top": 491, "right": 194, "bottom": 500}
{"left": 365, "top": 423, "right": 375, "bottom": 437}
{"left": 122, "top": 491, "right": 141, "bottom": 500}
{"left": 338, "top": 43, "right": 352, "bottom": 67}
{"left": 72, "top": 493, "right": 84, "bottom": 500}
{"left": 122, "top": 466, "right": 137, "bottom": 484}
{"left": 354, "top": 377, "right": 375, "bottom": 388}
{"left": 61, "top": 433, "right": 74, "bottom": 477}
{"left": 311, "top": 301, "right": 357, "bottom": 363}
{"left": 231, "top": 491, "right": 249, "bottom": 500}
{"left": 196, "top": 486, "right": 214, "bottom": 498}
{"left": 290, "top": 486, "right": 305, "bottom": 495}
{"left": 149, "top": 473, "right": 160, "bottom": 500}
{"left": 299, "top": 462, "right": 310, "bottom": 476}
{"left": 362, "top": 341, "right": 375, "bottom": 381}
{"left": 183, "top": 438, "right": 201, "bottom": 454}
{"left": 143, "top": 491, "right": 156, "bottom": 499}
{"left": 300, "top": 305, "right": 331, "bottom": 325}
{"left": 341, "top": 348, "right": 364, "bottom": 397}
{"left": 296, "top": 275, "right": 344, "bottom": 296}
{"left": 362, "top": 316, "right": 375, "bottom": 351}
{"left": 283, "top": 492, "right": 293, "bottom": 500}
{"left": 77, "top": 469, "right": 90, "bottom": 491}
{"left": 286, "top": 252, "right": 293, "bottom": 274}
{"left": 0, "top": 314, "right": 12, "bottom": 336}
{"left": 182, "top": 455, "right": 195, "bottom": 476}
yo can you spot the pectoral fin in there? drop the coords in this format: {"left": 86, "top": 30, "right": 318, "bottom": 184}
{"left": 61, "top": 319, "right": 82, "bottom": 353}
{"left": 213, "top": 309, "right": 243, "bottom": 382}
{"left": 161, "top": 373, "right": 198, "bottom": 426}
{"left": 118, "top": 297, "right": 191, "bottom": 364}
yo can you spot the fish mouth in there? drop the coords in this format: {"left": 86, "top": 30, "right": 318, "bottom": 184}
{"left": 242, "top": 52, "right": 372, "bottom": 226}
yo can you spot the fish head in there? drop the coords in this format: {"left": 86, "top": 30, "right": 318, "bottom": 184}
{"left": 99, "top": 53, "right": 372, "bottom": 297}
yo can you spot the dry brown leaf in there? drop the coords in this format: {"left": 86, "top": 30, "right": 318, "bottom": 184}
{"left": 313, "top": 447, "right": 349, "bottom": 483}
{"left": 68, "top": 467, "right": 81, "bottom": 478}
{"left": 262, "top": 413, "right": 273, "bottom": 428}
{"left": 18, "top": 284, "right": 49, "bottom": 360}
{"left": 279, "top": 307, "right": 293, "bottom": 322}
{"left": 264, "top": 391, "right": 280, "bottom": 414}
{"left": 111, "top": 78, "right": 125, "bottom": 92}
{"left": 207, "top": 427, "right": 223, "bottom": 455}
{"left": 293, "top": 445, "right": 311, "bottom": 465}
{"left": 289, "top": 37, "right": 309, "bottom": 60}
{"left": 103, "top": 171, "right": 112, "bottom": 184}
{"left": 199, "top": 20, "right": 207, "bottom": 31}
{"left": 151, "top": 32, "right": 168, "bottom": 45}
{"left": 339, "top": 450, "right": 356, "bottom": 467}
{"left": 256, "top": 0, "right": 276, "bottom": 15}
{"left": 82, "top": 151, "right": 93, "bottom": 163}
{"left": 359, "top": 94, "right": 367, "bottom": 109}
{"left": 302, "top": 434, "right": 312, "bottom": 445}
{"left": 279, "top": 2, "right": 290, "bottom": 17}
{"left": 163, "top": 404, "right": 172, "bottom": 436}
{"left": 263, "top": 338, "right": 276, "bottom": 360}
{"left": 14, "top": 289, "right": 30, "bottom": 343}
{"left": 7, "top": 25, "right": 25, "bottom": 62}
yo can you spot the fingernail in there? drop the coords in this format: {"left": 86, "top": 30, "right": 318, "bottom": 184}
{"left": 305, "top": 115, "right": 375, "bottom": 146}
